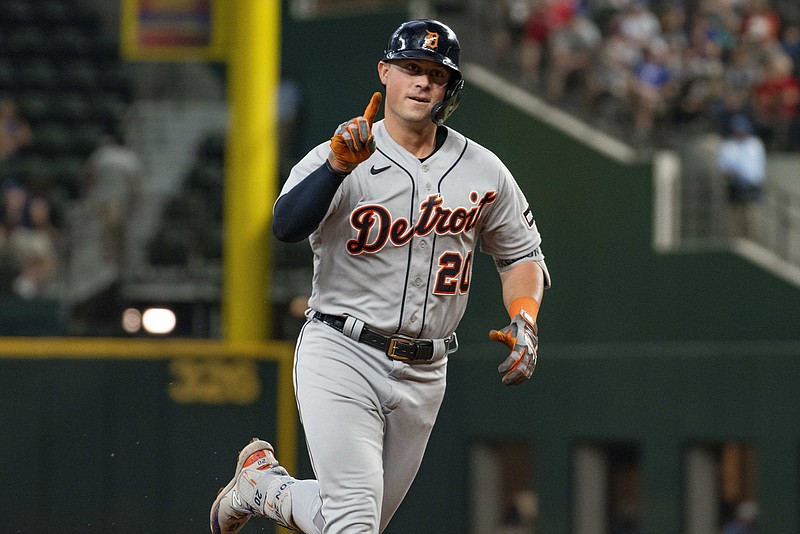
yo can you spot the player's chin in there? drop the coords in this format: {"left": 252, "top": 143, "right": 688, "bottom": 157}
{"left": 402, "top": 101, "right": 433, "bottom": 122}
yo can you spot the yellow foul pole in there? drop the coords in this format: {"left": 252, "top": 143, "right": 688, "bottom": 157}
{"left": 224, "top": 2, "right": 296, "bottom": 511}
{"left": 224, "top": 0, "right": 280, "bottom": 342}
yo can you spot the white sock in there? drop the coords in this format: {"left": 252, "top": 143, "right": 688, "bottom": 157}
{"left": 237, "top": 466, "right": 299, "bottom": 530}
{"left": 286, "top": 479, "right": 325, "bottom": 533}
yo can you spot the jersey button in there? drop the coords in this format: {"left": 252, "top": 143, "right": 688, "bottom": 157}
{"left": 410, "top": 315, "right": 418, "bottom": 323}
{"left": 421, "top": 164, "right": 428, "bottom": 172}
{"left": 425, "top": 183, "right": 432, "bottom": 191}
{"left": 414, "top": 278, "right": 422, "bottom": 286}
{"left": 419, "top": 241, "right": 427, "bottom": 249}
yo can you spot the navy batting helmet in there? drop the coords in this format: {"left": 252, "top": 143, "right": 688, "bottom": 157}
{"left": 383, "top": 19, "right": 465, "bottom": 125}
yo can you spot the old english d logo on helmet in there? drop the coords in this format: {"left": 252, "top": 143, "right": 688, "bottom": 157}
{"left": 423, "top": 30, "right": 439, "bottom": 50}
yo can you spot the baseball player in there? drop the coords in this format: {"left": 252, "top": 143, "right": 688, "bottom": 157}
{"left": 211, "top": 19, "right": 550, "bottom": 534}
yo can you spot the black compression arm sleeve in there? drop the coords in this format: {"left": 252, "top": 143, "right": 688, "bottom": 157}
{"left": 272, "top": 162, "right": 346, "bottom": 243}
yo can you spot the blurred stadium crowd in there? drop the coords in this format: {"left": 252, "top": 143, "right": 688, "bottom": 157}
{"left": 0, "top": 0, "right": 132, "bottom": 303}
{"left": 475, "top": 0, "right": 799, "bottom": 148}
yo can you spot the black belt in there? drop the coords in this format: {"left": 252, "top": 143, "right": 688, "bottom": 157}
{"left": 313, "top": 312, "right": 450, "bottom": 362}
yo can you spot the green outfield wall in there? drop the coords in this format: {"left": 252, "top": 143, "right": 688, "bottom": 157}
{"left": 2, "top": 340, "right": 798, "bottom": 533}
{"left": 0, "top": 339, "right": 296, "bottom": 534}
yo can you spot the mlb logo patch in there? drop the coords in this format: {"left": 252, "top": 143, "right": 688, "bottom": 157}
{"left": 523, "top": 206, "right": 535, "bottom": 228}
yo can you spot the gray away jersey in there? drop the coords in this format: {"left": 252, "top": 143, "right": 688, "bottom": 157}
{"left": 278, "top": 120, "right": 547, "bottom": 340}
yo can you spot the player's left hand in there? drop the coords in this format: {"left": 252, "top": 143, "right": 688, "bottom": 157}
{"left": 489, "top": 312, "right": 538, "bottom": 386}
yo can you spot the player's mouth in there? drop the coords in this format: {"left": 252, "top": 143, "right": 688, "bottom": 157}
{"left": 408, "top": 95, "right": 430, "bottom": 103}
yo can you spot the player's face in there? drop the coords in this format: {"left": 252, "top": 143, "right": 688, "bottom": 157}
{"left": 379, "top": 59, "right": 450, "bottom": 128}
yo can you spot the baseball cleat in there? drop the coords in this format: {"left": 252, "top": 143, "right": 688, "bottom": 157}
{"left": 210, "top": 438, "right": 279, "bottom": 534}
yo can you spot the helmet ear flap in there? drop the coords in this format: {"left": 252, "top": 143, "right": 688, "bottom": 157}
{"left": 431, "top": 77, "right": 464, "bottom": 126}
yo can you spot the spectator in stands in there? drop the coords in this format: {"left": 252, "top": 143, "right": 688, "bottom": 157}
{"left": 518, "top": 0, "right": 578, "bottom": 89}
{"left": 519, "top": 0, "right": 549, "bottom": 89}
{"left": 739, "top": 0, "right": 780, "bottom": 59}
{"left": 780, "top": 23, "right": 800, "bottom": 76}
{"left": 443, "top": 0, "right": 800, "bottom": 153}
{"left": 628, "top": 40, "right": 679, "bottom": 142}
{"left": 672, "top": 25, "right": 726, "bottom": 131}
{"left": 705, "top": 45, "right": 758, "bottom": 134}
{"left": 752, "top": 51, "right": 799, "bottom": 150}
{"left": 0, "top": 97, "right": 32, "bottom": 161}
{"left": 0, "top": 181, "right": 38, "bottom": 237}
{"left": 586, "top": 18, "right": 642, "bottom": 117}
{"left": 488, "top": 0, "right": 523, "bottom": 72}
{"left": 6, "top": 211, "right": 58, "bottom": 298}
{"left": 82, "top": 130, "right": 143, "bottom": 263}
{"left": 658, "top": 1, "right": 688, "bottom": 53}
{"left": 722, "top": 500, "right": 760, "bottom": 534}
{"left": 709, "top": 84, "right": 755, "bottom": 136}
{"left": 617, "top": 0, "right": 662, "bottom": 52}
{"left": 544, "top": 9, "right": 602, "bottom": 100}
{"left": 0, "top": 181, "right": 58, "bottom": 298}
{"left": 717, "top": 114, "right": 766, "bottom": 240}
{"left": 691, "top": 1, "right": 738, "bottom": 56}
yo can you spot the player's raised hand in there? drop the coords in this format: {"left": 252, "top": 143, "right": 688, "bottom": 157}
{"left": 489, "top": 302, "right": 538, "bottom": 386}
{"left": 327, "top": 92, "right": 382, "bottom": 175}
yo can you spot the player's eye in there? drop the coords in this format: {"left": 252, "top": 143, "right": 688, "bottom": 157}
{"left": 429, "top": 69, "right": 449, "bottom": 84}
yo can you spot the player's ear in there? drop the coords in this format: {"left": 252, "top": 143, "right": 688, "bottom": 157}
{"left": 378, "top": 61, "right": 390, "bottom": 85}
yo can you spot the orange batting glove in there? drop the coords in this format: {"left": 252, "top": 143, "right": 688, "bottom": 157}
{"left": 327, "top": 92, "right": 382, "bottom": 175}
{"left": 489, "top": 297, "right": 539, "bottom": 386}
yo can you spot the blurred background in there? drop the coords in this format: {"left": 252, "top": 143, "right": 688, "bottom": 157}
{"left": 0, "top": 0, "right": 798, "bottom": 533}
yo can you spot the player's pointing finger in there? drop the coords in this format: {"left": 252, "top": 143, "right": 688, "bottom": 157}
{"left": 363, "top": 92, "right": 382, "bottom": 126}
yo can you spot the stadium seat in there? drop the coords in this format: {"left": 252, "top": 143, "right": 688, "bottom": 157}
{"left": 70, "top": 122, "right": 107, "bottom": 156}
{"left": 18, "top": 59, "right": 58, "bottom": 90}
{"left": 0, "top": 249, "right": 21, "bottom": 293}
{"left": 49, "top": 92, "right": 92, "bottom": 123}
{"left": 201, "top": 226, "right": 224, "bottom": 260}
{"left": 29, "top": 122, "right": 73, "bottom": 154}
{"left": 148, "top": 228, "right": 190, "bottom": 267}
{"left": 5, "top": 26, "right": 47, "bottom": 57}
{"left": 0, "top": 60, "right": 17, "bottom": 91}
{"left": 0, "top": 0, "right": 35, "bottom": 28}
{"left": 187, "top": 160, "right": 224, "bottom": 191}
{"left": 21, "top": 154, "right": 58, "bottom": 189}
{"left": 163, "top": 193, "right": 207, "bottom": 227}
{"left": 0, "top": 155, "right": 27, "bottom": 184}
{"left": 16, "top": 92, "right": 53, "bottom": 123}
{"left": 197, "top": 131, "right": 226, "bottom": 161}
{"left": 52, "top": 154, "right": 86, "bottom": 200}
{"left": 90, "top": 30, "right": 120, "bottom": 61}
{"left": 46, "top": 26, "right": 91, "bottom": 57}
{"left": 89, "top": 92, "right": 126, "bottom": 127}
{"left": 60, "top": 59, "right": 101, "bottom": 90}
{"left": 99, "top": 62, "right": 132, "bottom": 96}
{"left": 38, "top": 0, "right": 77, "bottom": 26}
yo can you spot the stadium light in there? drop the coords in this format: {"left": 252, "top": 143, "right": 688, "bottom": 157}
{"left": 121, "top": 307, "right": 142, "bottom": 333}
{"left": 142, "top": 307, "right": 177, "bottom": 335}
